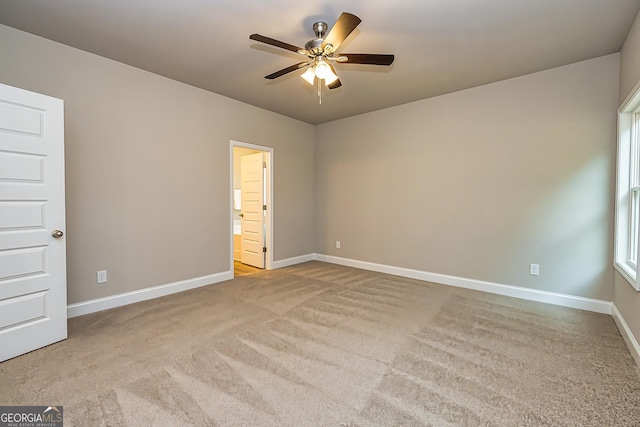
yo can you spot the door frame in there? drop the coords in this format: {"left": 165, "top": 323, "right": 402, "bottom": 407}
{"left": 230, "top": 140, "right": 273, "bottom": 272}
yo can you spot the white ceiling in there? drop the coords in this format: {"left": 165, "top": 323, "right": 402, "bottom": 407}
{"left": 1, "top": 0, "right": 639, "bottom": 124}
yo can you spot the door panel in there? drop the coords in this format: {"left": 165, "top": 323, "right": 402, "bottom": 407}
{"left": 240, "top": 152, "right": 265, "bottom": 268}
{"left": 0, "top": 83, "right": 67, "bottom": 362}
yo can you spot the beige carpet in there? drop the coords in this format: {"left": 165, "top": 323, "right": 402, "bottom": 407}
{"left": 1, "top": 261, "right": 639, "bottom": 426}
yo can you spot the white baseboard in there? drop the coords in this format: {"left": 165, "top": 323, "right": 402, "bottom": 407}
{"left": 612, "top": 304, "right": 640, "bottom": 367}
{"left": 272, "top": 253, "right": 315, "bottom": 269}
{"left": 314, "top": 254, "right": 613, "bottom": 314}
{"left": 67, "top": 270, "right": 233, "bottom": 318}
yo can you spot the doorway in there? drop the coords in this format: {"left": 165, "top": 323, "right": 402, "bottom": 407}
{"left": 230, "top": 140, "right": 273, "bottom": 276}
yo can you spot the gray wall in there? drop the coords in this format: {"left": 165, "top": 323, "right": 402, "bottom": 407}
{"left": 0, "top": 25, "right": 315, "bottom": 305}
{"left": 619, "top": 11, "right": 640, "bottom": 102}
{"left": 316, "top": 54, "right": 619, "bottom": 301}
{"left": 615, "top": 11, "right": 640, "bottom": 347}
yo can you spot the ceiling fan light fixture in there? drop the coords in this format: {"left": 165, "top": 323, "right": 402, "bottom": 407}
{"left": 315, "top": 60, "right": 338, "bottom": 84}
{"left": 301, "top": 59, "right": 338, "bottom": 86}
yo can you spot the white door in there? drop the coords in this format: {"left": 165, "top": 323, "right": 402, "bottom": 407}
{"left": 240, "top": 152, "right": 265, "bottom": 268}
{"left": 0, "top": 83, "right": 67, "bottom": 362}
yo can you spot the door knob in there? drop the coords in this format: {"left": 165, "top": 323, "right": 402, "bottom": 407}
{"left": 239, "top": 213, "right": 244, "bottom": 218}
{"left": 51, "top": 230, "right": 64, "bottom": 238}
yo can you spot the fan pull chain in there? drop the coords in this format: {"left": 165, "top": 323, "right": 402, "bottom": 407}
{"left": 318, "top": 79, "right": 322, "bottom": 104}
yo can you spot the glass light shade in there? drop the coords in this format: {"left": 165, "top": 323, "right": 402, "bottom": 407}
{"left": 323, "top": 72, "right": 339, "bottom": 85}
{"left": 301, "top": 67, "right": 316, "bottom": 85}
{"left": 315, "top": 61, "right": 336, "bottom": 80}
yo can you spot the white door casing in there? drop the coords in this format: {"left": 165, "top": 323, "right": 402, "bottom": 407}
{"left": 0, "top": 83, "right": 67, "bottom": 362}
{"left": 240, "top": 152, "right": 265, "bottom": 269}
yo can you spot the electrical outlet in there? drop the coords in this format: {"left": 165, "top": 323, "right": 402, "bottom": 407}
{"left": 97, "top": 270, "right": 107, "bottom": 284}
{"left": 336, "top": 240, "right": 341, "bottom": 249}
{"left": 529, "top": 264, "right": 540, "bottom": 276}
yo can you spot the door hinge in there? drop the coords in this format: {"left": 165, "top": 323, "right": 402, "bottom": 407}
{"left": 263, "top": 162, "right": 267, "bottom": 168}
{"left": 263, "top": 247, "right": 267, "bottom": 253}
{"left": 263, "top": 205, "right": 267, "bottom": 211}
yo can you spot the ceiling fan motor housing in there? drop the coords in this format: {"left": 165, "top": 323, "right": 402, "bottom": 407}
{"left": 305, "top": 38, "right": 324, "bottom": 55}
{"left": 305, "top": 21, "right": 330, "bottom": 56}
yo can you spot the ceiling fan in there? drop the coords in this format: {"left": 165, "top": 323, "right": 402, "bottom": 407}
{"left": 249, "top": 12, "right": 394, "bottom": 101}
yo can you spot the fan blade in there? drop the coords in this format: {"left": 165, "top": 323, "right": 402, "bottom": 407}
{"left": 322, "top": 12, "right": 361, "bottom": 53}
{"left": 327, "top": 64, "right": 342, "bottom": 89}
{"left": 265, "top": 62, "right": 310, "bottom": 79}
{"left": 250, "top": 34, "right": 307, "bottom": 54}
{"left": 328, "top": 79, "right": 342, "bottom": 89}
{"left": 336, "top": 54, "right": 394, "bottom": 65}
